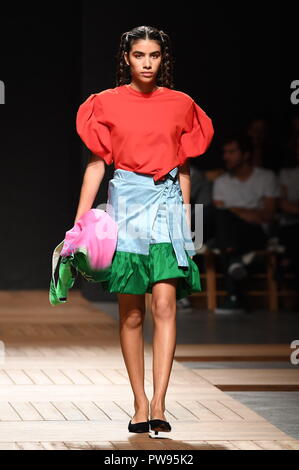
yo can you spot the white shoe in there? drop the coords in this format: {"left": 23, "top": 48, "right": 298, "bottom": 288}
{"left": 241, "top": 251, "right": 256, "bottom": 265}
{"left": 227, "top": 262, "right": 247, "bottom": 280}
{"left": 176, "top": 297, "right": 192, "bottom": 309}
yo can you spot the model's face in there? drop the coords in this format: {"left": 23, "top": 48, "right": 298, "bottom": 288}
{"left": 124, "top": 39, "right": 162, "bottom": 84}
{"left": 223, "top": 141, "right": 248, "bottom": 170}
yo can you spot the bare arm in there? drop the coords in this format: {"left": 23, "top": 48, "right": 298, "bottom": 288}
{"left": 213, "top": 199, "right": 225, "bottom": 207}
{"left": 178, "top": 160, "right": 194, "bottom": 259}
{"left": 178, "top": 160, "right": 191, "bottom": 228}
{"left": 228, "top": 197, "right": 276, "bottom": 224}
{"left": 212, "top": 198, "right": 276, "bottom": 224}
{"left": 74, "top": 154, "right": 106, "bottom": 224}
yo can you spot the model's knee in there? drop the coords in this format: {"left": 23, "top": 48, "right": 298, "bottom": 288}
{"left": 151, "top": 298, "right": 176, "bottom": 321}
{"left": 120, "top": 309, "right": 145, "bottom": 329}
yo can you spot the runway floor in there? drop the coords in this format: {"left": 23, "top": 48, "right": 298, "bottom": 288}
{"left": 0, "top": 289, "right": 298, "bottom": 450}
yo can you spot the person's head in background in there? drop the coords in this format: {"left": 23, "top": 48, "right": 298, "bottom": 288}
{"left": 246, "top": 116, "right": 270, "bottom": 146}
{"left": 245, "top": 115, "right": 270, "bottom": 167}
{"left": 289, "top": 134, "right": 299, "bottom": 167}
{"left": 289, "top": 112, "right": 299, "bottom": 136}
{"left": 222, "top": 134, "right": 253, "bottom": 175}
{"left": 285, "top": 111, "right": 299, "bottom": 162}
{"left": 295, "top": 135, "right": 299, "bottom": 163}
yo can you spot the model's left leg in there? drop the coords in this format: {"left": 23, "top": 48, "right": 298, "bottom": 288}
{"left": 150, "top": 278, "right": 178, "bottom": 421}
{"left": 117, "top": 293, "right": 149, "bottom": 424}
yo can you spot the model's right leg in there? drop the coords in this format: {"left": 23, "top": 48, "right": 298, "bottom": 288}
{"left": 117, "top": 292, "right": 149, "bottom": 423}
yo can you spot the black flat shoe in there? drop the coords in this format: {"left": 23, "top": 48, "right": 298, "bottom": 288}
{"left": 149, "top": 419, "right": 171, "bottom": 438}
{"left": 128, "top": 419, "right": 150, "bottom": 433}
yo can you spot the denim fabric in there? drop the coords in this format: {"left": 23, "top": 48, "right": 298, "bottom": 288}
{"left": 105, "top": 166, "right": 196, "bottom": 267}
{"left": 150, "top": 202, "right": 171, "bottom": 244}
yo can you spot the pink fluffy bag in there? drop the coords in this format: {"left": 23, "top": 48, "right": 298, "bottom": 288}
{"left": 60, "top": 208, "right": 118, "bottom": 270}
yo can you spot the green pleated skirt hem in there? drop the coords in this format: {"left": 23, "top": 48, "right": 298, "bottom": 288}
{"left": 84, "top": 242, "right": 201, "bottom": 300}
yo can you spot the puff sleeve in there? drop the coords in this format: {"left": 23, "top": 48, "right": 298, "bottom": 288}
{"left": 76, "top": 93, "right": 113, "bottom": 165}
{"left": 178, "top": 100, "right": 214, "bottom": 165}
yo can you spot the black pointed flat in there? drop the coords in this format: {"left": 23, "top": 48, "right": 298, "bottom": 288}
{"left": 128, "top": 419, "right": 150, "bottom": 433}
{"left": 149, "top": 419, "right": 171, "bottom": 432}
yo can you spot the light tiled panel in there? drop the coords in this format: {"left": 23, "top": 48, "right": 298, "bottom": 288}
{"left": 193, "top": 369, "right": 299, "bottom": 390}
{"left": 174, "top": 344, "right": 292, "bottom": 361}
{"left": 0, "top": 420, "right": 295, "bottom": 443}
{"left": 1, "top": 440, "right": 299, "bottom": 450}
{"left": 0, "top": 290, "right": 298, "bottom": 449}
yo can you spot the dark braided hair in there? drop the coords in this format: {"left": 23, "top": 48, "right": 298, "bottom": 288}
{"left": 115, "top": 26, "right": 175, "bottom": 89}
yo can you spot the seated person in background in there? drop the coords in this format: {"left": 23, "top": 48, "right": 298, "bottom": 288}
{"left": 277, "top": 134, "right": 299, "bottom": 291}
{"left": 212, "top": 134, "right": 279, "bottom": 314}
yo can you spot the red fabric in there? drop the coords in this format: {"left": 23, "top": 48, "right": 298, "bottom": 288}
{"left": 76, "top": 84, "right": 214, "bottom": 182}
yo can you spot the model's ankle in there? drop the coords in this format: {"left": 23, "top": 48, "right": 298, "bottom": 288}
{"left": 134, "top": 395, "right": 149, "bottom": 408}
{"left": 150, "top": 399, "right": 165, "bottom": 411}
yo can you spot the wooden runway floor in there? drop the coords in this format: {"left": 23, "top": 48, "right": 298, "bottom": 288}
{"left": 0, "top": 290, "right": 298, "bottom": 450}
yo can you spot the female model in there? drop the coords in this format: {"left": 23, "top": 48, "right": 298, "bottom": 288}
{"left": 74, "top": 25, "right": 214, "bottom": 437}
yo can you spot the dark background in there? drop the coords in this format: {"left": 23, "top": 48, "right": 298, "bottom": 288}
{"left": 0, "top": 1, "right": 295, "bottom": 292}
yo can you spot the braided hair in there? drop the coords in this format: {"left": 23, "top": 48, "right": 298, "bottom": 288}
{"left": 115, "top": 25, "right": 175, "bottom": 89}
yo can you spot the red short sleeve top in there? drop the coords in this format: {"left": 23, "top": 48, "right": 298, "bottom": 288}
{"left": 76, "top": 84, "right": 214, "bottom": 181}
